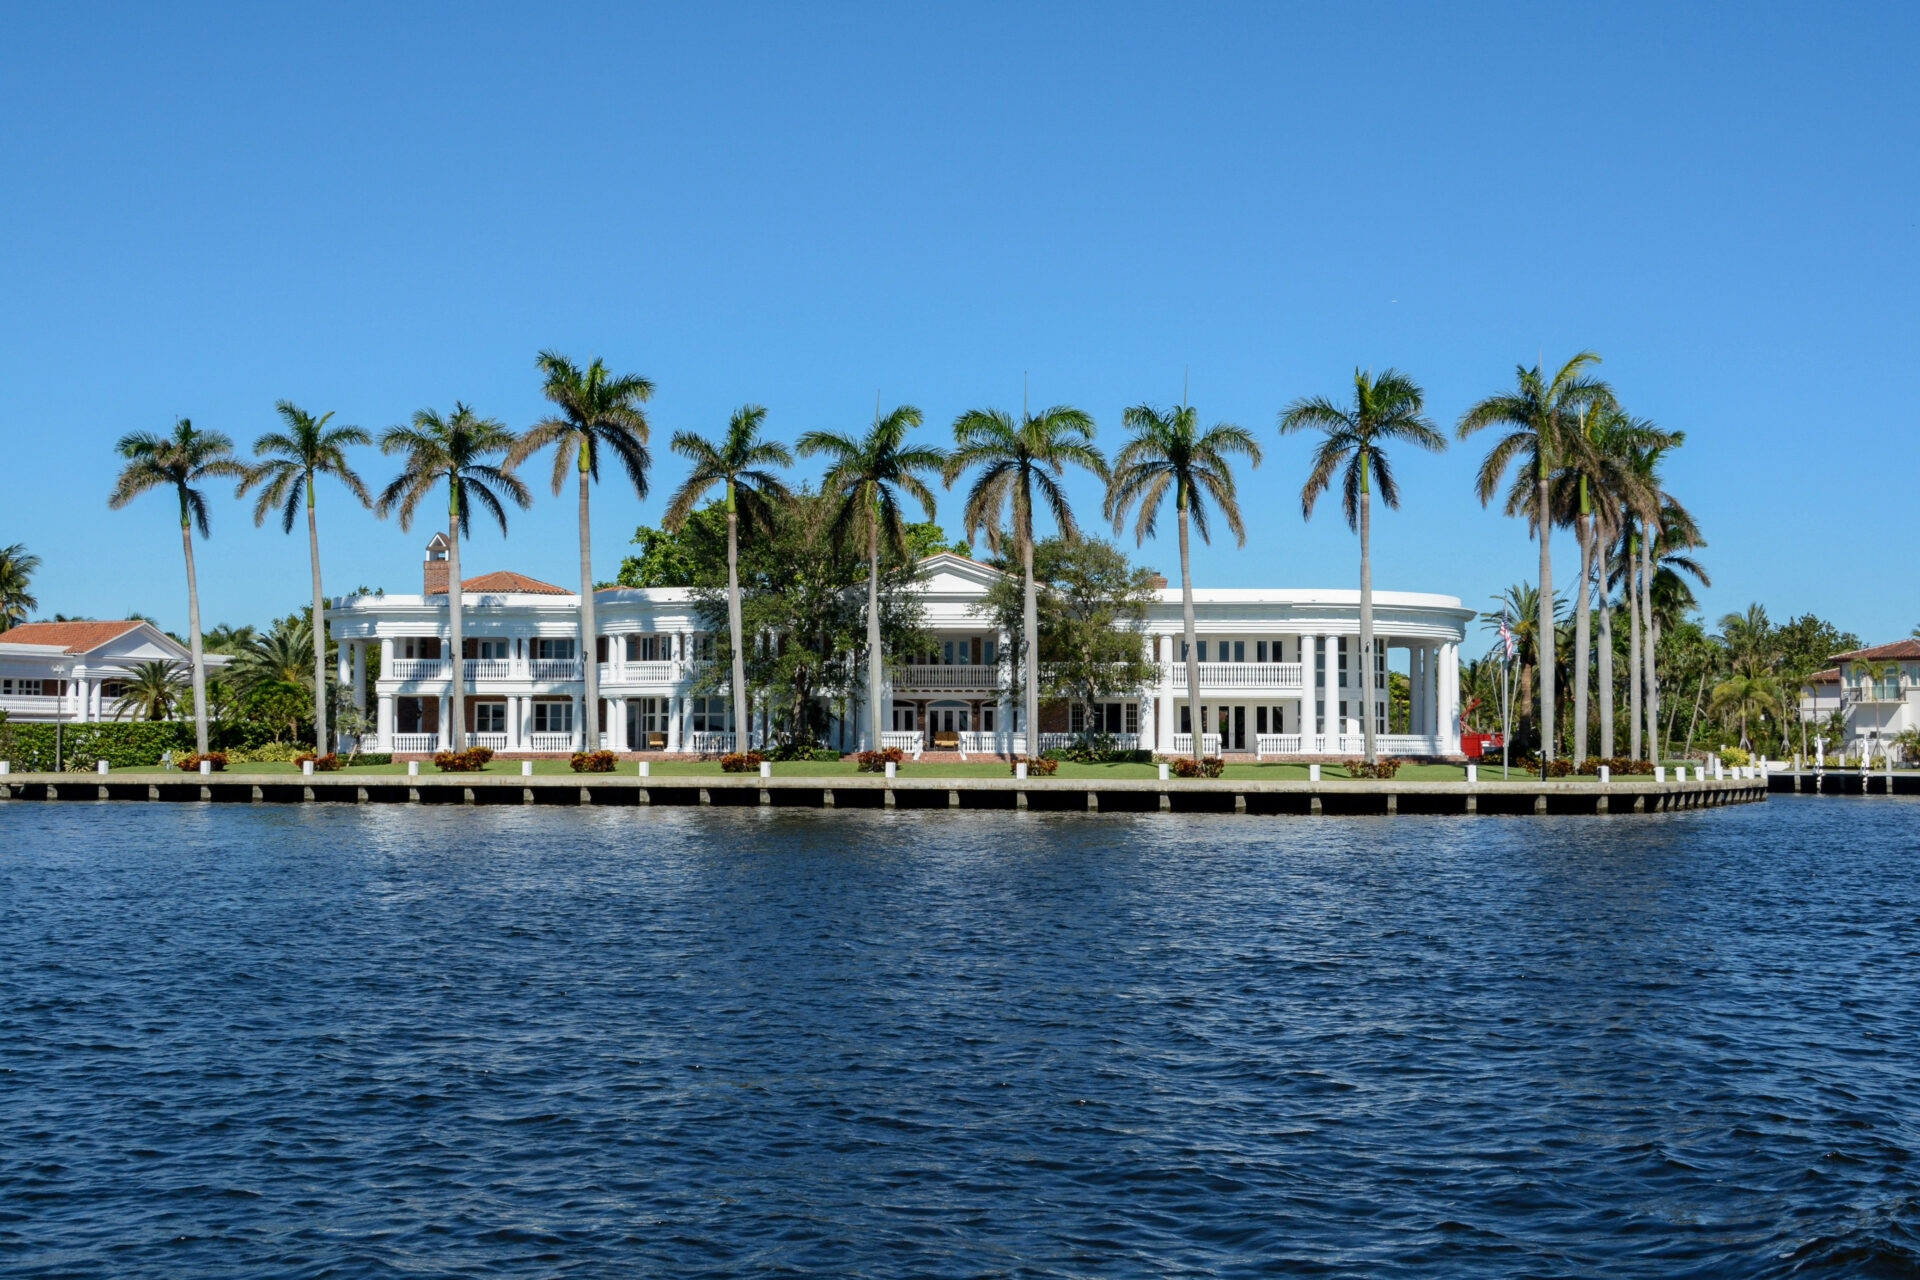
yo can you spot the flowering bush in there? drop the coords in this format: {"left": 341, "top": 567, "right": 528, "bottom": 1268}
{"left": 1012, "top": 756, "right": 1058, "bottom": 776}
{"left": 433, "top": 746, "right": 494, "bottom": 772}
{"left": 570, "top": 750, "right": 618, "bottom": 773}
{"left": 1512, "top": 755, "right": 1574, "bottom": 778}
{"left": 1719, "top": 746, "right": 1751, "bottom": 767}
{"left": 1575, "top": 756, "right": 1653, "bottom": 776}
{"left": 1169, "top": 755, "right": 1224, "bottom": 779}
{"left": 1346, "top": 757, "right": 1404, "bottom": 779}
{"left": 176, "top": 752, "right": 229, "bottom": 772}
{"left": 293, "top": 752, "right": 342, "bottom": 772}
{"left": 855, "top": 747, "right": 905, "bottom": 772}
{"left": 721, "top": 751, "right": 766, "bottom": 773}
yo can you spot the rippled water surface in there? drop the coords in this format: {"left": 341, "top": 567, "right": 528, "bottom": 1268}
{"left": 3, "top": 798, "right": 1918, "bottom": 1277}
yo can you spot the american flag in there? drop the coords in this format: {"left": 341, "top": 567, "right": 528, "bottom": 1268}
{"left": 1498, "top": 612, "right": 1517, "bottom": 661}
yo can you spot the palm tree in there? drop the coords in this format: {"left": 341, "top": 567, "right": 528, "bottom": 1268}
{"left": 507, "top": 352, "right": 653, "bottom": 753}
{"left": 238, "top": 402, "right": 372, "bottom": 753}
{"left": 229, "top": 614, "right": 316, "bottom": 698}
{"left": 1458, "top": 353, "right": 1611, "bottom": 761}
{"left": 1624, "top": 439, "right": 1699, "bottom": 760}
{"left": 944, "top": 402, "right": 1106, "bottom": 754}
{"left": 0, "top": 543, "right": 41, "bottom": 631}
{"left": 1710, "top": 674, "right": 1782, "bottom": 751}
{"left": 377, "top": 405, "right": 529, "bottom": 752}
{"left": 1718, "top": 604, "right": 1774, "bottom": 679}
{"left": 1481, "top": 582, "right": 1566, "bottom": 742}
{"left": 798, "top": 405, "right": 944, "bottom": 752}
{"left": 1104, "top": 402, "right": 1262, "bottom": 762}
{"left": 108, "top": 418, "right": 247, "bottom": 754}
{"left": 113, "top": 659, "right": 187, "bottom": 721}
{"left": 1280, "top": 368, "right": 1444, "bottom": 763}
{"left": 664, "top": 405, "right": 793, "bottom": 751}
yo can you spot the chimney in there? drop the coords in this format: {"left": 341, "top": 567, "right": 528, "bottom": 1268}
{"left": 1152, "top": 572, "right": 1169, "bottom": 589}
{"left": 424, "top": 534, "right": 450, "bottom": 594}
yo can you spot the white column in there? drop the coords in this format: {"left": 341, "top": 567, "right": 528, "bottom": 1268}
{"left": 1322, "top": 633, "right": 1339, "bottom": 749}
{"left": 1409, "top": 645, "right": 1423, "bottom": 737}
{"left": 337, "top": 640, "right": 351, "bottom": 692}
{"left": 1425, "top": 643, "right": 1439, "bottom": 741}
{"left": 667, "top": 695, "right": 683, "bottom": 753}
{"left": 507, "top": 694, "right": 521, "bottom": 750}
{"left": 1156, "top": 633, "right": 1175, "bottom": 753}
{"left": 352, "top": 642, "right": 367, "bottom": 712}
{"left": 439, "top": 694, "right": 451, "bottom": 746}
{"left": 1440, "top": 642, "right": 1461, "bottom": 754}
{"left": 1301, "top": 635, "right": 1317, "bottom": 744}
{"left": 377, "top": 693, "right": 395, "bottom": 750}
{"left": 574, "top": 693, "right": 587, "bottom": 751}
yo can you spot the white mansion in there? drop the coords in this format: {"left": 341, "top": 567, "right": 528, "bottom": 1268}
{"left": 0, "top": 619, "right": 226, "bottom": 723}
{"left": 324, "top": 541, "right": 1474, "bottom": 759}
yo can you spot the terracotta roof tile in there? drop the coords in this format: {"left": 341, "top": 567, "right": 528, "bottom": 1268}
{"left": 1832, "top": 640, "right": 1920, "bottom": 662}
{"left": 428, "top": 571, "right": 570, "bottom": 596}
{"left": 0, "top": 620, "right": 145, "bottom": 653}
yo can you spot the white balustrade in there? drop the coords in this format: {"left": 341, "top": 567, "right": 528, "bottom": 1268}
{"left": 617, "top": 661, "right": 676, "bottom": 684}
{"left": 1373, "top": 734, "right": 1441, "bottom": 756}
{"left": 880, "top": 731, "right": 923, "bottom": 756}
{"left": 1255, "top": 734, "right": 1303, "bottom": 757}
{"left": 388, "top": 659, "right": 450, "bottom": 681}
{"left": 469, "top": 733, "right": 508, "bottom": 751}
{"left": 957, "top": 731, "right": 1003, "bottom": 756}
{"left": 897, "top": 664, "right": 1001, "bottom": 690}
{"left": 1039, "top": 733, "right": 1142, "bottom": 751}
{"left": 392, "top": 733, "right": 438, "bottom": 753}
{"left": 1171, "top": 733, "right": 1223, "bottom": 755}
{"left": 528, "top": 659, "right": 582, "bottom": 681}
{"left": 688, "top": 731, "right": 736, "bottom": 755}
{"left": 1169, "top": 662, "right": 1303, "bottom": 690}
{"left": 526, "top": 732, "right": 575, "bottom": 753}
{"left": 463, "top": 660, "right": 513, "bottom": 680}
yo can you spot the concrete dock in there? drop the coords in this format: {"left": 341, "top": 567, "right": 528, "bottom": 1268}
{"left": 0, "top": 771, "right": 1768, "bottom": 815}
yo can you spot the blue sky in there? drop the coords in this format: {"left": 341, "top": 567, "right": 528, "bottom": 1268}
{"left": 2, "top": 3, "right": 1914, "bottom": 654}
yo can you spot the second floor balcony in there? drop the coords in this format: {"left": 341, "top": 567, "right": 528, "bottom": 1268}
{"left": 1168, "top": 661, "right": 1304, "bottom": 690}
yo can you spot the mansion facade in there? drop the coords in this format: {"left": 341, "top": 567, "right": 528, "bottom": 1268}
{"left": 324, "top": 543, "right": 1475, "bottom": 759}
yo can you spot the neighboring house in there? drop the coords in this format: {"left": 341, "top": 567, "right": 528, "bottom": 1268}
{"left": 0, "top": 620, "right": 229, "bottom": 723}
{"left": 1802, "top": 640, "right": 1920, "bottom": 760}
{"left": 325, "top": 540, "right": 1475, "bottom": 759}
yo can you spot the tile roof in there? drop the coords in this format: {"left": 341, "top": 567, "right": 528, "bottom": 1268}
{"left": 1833, "top": 639, "right": 1920, "bottom": 662}
{"left": 0, "top": 620, "right": 145, "bottom": 653}
{"left": 429, "top": 571, "right": 570, "bottom": 596}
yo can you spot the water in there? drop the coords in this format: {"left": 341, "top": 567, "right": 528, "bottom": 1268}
{"left": 2, "top": 799, "right": 1917, "bottom": 1278}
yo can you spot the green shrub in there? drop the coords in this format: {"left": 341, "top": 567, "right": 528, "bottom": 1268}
{"left": 1720, "top": 746, "right": 1751, "bottom": 767}
{"left": 720, "top": 751, "right": 766, "bottom": 773}
{"left": 1512, "top": 755, "right": 1575, "bottom": 778}
{"left": 855, "top": 748, "right": 904, "bottom": 772}
{"left": 1576, "top": 757, "right": 1654, "bottom": 776}
{"left": 434, "top": 747, "right": 494, "bottom": 772}
{"left": 765, "top": 740, "right": 842, "bottom": 762}
{"left": 0, "top": 720, "right": 193, "bottom": 770}
{"left": 1013, "top": 756, "right": 1059, "bottom": 776}
{"left": 1042, "top": 745, "right": 1154, "bottom": 765}
{"left": 570, "top": 750, "right": 618, "bottom": 773}
{"left": 1347, "top": 757, "right": 1404, "bottom": 779}
{"left": 346, "top": 752, "right": 392, "bottom": 766}
{"left": 227, "top": 742, "right": 308, "bottom": 764}
{"left": 1169, "top": 755, "right": 1225, "bottom": 779}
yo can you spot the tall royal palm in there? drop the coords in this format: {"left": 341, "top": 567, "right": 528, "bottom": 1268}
{"left": 377, "top": 406, "right": 528, "bottom": 752}
{"left": 1280, "top": 369, "right": 1445, "bottom": 764}
{"left": 508, "top": 352, "right": 653, "bottom": 752}
{"left": 238, "top": 401, "right": 372, "bottom": 753}
{"left": 1104, "top": 403, "right": 1261, "bottom": 763}
{"left": 798, "top": 405, "right": 944, "bottom": 753}
{"left": 944, "top": 403, "right": 1106, "bottom": 754}
{"left": 108, "top": 418, "right": 247, "bottom": 754}
{"left": 664, "top": 405, "right": 793, "bottom": 751}
{"left": 1458, "top": 353, "right": 1611, "bottom": 762}
{"left": 0, "top": 543, "right": 41, "bottom": 631}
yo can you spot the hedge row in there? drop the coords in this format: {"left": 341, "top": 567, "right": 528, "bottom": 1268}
{"left": 0, "top": 719, "right": 293, "bottom": 769}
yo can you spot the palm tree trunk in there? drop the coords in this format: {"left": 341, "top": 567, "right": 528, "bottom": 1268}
{"left": 1627, "top": 529, "right": 1643, "bottom": 760}
{"left": 726, "top": 495, "right": 751, "bottom": 753}
{"left": 446, "top": 493, "right": 466, "bottom": 752}
{"left": 180, "top": 510, "right": 209, "bottom": 756}
{"left": 578, "top": 462, "right": 598, "bottom": 754}
{"left": 1683, "top": 669, "right": 1706, "bottom": 756}
{"left": 1358, "top": 464, "right": 1376, "bottom": 765}
{"left": 306, "top": 475, "right": 328, "bottom": 754}
{"left": 1642, "top": 535, "right": 1659, "bottom": 763}
{"left": 1178, "top": 487, "right": 1202, "bottom": 763}
{"left": 1537, "top": 472, "right": 1555, "bottom": 761}
{"left": 1596, "top": 524, "right": 1614, "bottom": 759}
{"left": 1022, "top": 532, "right": 1039, "bottom": 760}
{"left": 1571, "top": 509, "right": 1591, "bottom": 766}
{"left": 867, "top": 522, "right": 883, "bottom": 752}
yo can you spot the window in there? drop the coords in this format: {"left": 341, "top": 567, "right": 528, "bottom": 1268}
{"left": 1338, "top": 638, "right": 1349, "bottom": 684}
{"left": 626, "top": 634, "right": 670, "bottom": 662}
{"left": 531, "top": 701, "right": 573, "bottom": 733}
{"left": 893, "top": 704, "right": 917, "bottom": 731}
{"left": 984, "top": 639, "right": 997, "bottom": 665}
{"left": 469, "top": 638, "right": 509, "bottom": 659}
{"left": 474, "top": 702, "right": 507, "bottom": 733}
{"left": 402, "top": 637, "right": 441, "bottom": 659}
{"left": 2, "top": 679, "right": 43, "bottom": 696}
{"left": 690, "top": 635, "right": 716, "bottom": 662}
{"left": 1232, "top": 641, "right": 1245, "bottom": 663}
{"left": 1257, "top": 641, "right": 1268, "bottom": 663}
{"left": 690, "top": 696, "right": 727, "bottom": 731}
{"left": 532, "top": 638, "right": 575, "bottom": 660}
{"left": 1315, "top": 642, "right": 1326, "bottom": 681}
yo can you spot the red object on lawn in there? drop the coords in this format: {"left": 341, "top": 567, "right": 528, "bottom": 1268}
{"left": 1461, "top": 732, "right": 1503, "bottom": 759}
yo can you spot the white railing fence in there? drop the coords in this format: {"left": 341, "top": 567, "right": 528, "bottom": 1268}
{"left": 1169, "top": 662, "right": 1304, "bottom": 689}
{"left": 463, "top": 660, "right": 513, "bottom": 680}
{"left": 879, "top": 731, "right": 923, "bottom": 757}
{"left": 688, "top": 731, "right": 736, "bottom": 755}
{"left": 469, "top": 733, "right": 508, "bottom": 751}
{"left": 388, "top": 659, "right": 450, "bottom": 681}
{"left": 393, "top": 733, "right": 438, "bottom": 753}
{"left": 1171, "top": 733, "right": 1223, "bottom": 755}
{"left": 527, "top": 732, "right": 575, "bottom": 753}
{"left": 1039, "top": 733, "right": 1143, "bottom": 752}
{"left": 1255, "top": 734, "right": 1303, "bottom": 757}
{"left": 896, "top": 664, "right": 1001, "bottom": 690}
{"left": 528, "top": 659, "right": 582, "bottom": 682}
{"left": 617, "top": 661, "right": 676, "bottom": 684}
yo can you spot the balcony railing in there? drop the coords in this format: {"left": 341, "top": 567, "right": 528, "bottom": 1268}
{"left": 528, "top": 659, "right": 582, "bottom": 682}
{"left": 527, "top": 731, "right": 576, "bottom": 753}
{"left": 1169, "top": 662, "right": 1303, "bottom": 690}
{"left": 687, "top": 730, "right": 736, "bottom": 756}
{"left": 879, "top": 731, "right": 924, "bottom": 755}
{"left": 1844, "top": 686, "right": 1904, "bottom": 704}
{"left": 1171, "top": 733, "right": 1223, "bottom": 755}
{"left": 393, "top": 732, "right": 438, "bottom": 753}
{"left": 1255, "top": 734, "right": 1303, "bottom": 757}
{"left": 388, "top": 659, "right": 450, "bottom": 681}
{"left": 470, "top": 732, "right": 509, "bottom": 751}
{"left": 897, "top": 664, "right": 1001, "bottom": 691}
{"left": 611, "top": 661, "right": 676, "bottom": 684}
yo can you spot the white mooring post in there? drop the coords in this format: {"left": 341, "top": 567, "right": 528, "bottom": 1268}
{"left": 1309, "top": 763, "right": 1321, "bottom": 782}
{"left": 1654, "top": 766, "right": 1667, "bottom": 783}
{"left": 407, "top": 761, "right": 419, "bottom": 777}
{"left": 638, "top": 760, "right": 650, "bottom": 778}
{"left": 521, "top": 760, "right": 533, "bottom": 777}
{"left": 1016, "top": 762, "right": 1027, "bottom": 780}
{"left": 885, "top": 760, "right": 897, "bottom": 780}
{"left": 1598, "top": 765, "right": 1609, "bottom": 784}
{"left": 199, "top": 759, "right": 213, "bottom": 776}
{"left": 97, "top": 760, "right": 110, "bottom": 775}
{"left": 1158, "top": 762, "right": 1169, "bottom": 782}
{"left": 0, "top": 761, "right": 10, "bottom": 775}
{"left": 760, "top": 761, "right": 771, "bottom": 779}
{"left": 1466, "top": 763, "right": 1478, "bottom": 784}
{"left": 302, "top": 759, "right": 315, "bottom": 777}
